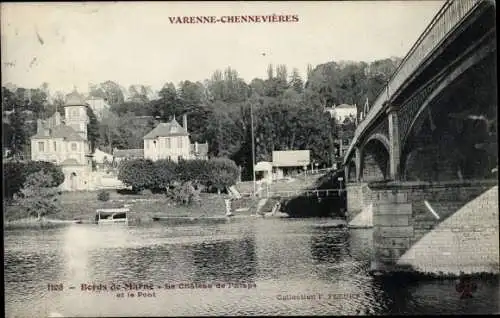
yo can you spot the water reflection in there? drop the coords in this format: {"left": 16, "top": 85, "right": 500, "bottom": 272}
{"left": 191, "top": 236, "right": 257, "bottom": 282}
{"left": 4, "top": 220, "right": 499, "bottom": 316}
{"left": 310, "top": 229, "right": 350, "bottom": 263}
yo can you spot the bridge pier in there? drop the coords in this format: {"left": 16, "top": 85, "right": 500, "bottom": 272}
{"left": 369, "top": 179, "right": 498, "bottom": 275}
{"left": 355, "top": 147, "right": 362, "bottom": 181}
{"left": 345, "top": 182, "right": 372, "bottom": 223}
{"left": 386, "top": 105, "right": 401, "bottom": 181}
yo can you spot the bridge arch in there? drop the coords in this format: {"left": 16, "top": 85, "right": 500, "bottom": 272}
{"left": 360, "top": 136, "right": 390, "bottom": 182}
{"left": 401, "top": 48, "right": 497, "bottom": 181}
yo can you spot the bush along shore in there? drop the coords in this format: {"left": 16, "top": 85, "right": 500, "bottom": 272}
{"left": 3, "top": 157, "right": 244, "bottom": 225}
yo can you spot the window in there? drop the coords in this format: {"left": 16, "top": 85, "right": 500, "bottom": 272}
{"left": 166, "top": 138, "right": 171, "bottom": 148}
{"left": 38, "top": 142, "right": 44, "bottom": 152}
{"left": 177, "top": 137, "right": 183, "bottom": 148}
{"left": 71, "top": 143, "right": 77, "bottom": 151}
{"left": 53, "top": 141, "right": 57, "bottom": 151}
{"left": 72, "top": 109, "right": 78, "bottom": 118}
{"left": 178, "top": 155, "right": 183, "bottom": 161}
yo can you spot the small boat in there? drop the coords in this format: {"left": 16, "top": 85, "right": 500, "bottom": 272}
{"left": 95, "top": 208, "right": 129, "bottom": 225}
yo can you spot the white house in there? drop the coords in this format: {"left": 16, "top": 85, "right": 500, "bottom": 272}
{"left": 93, "top": 148, "right": 113, "bottom": 165}
{"left": 30, "top": 90, "right": 93, "bottom": 191}
{"left": 325, "top": 104, "right": 358, "bottom": 123}
{"left": 143, "top": 114, "right": 208, "bottom": 162}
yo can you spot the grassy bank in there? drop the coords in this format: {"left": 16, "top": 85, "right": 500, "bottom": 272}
{"left": 4, "top": 217, "right": 78, "bottom": 230}
{"left": 4, "top": 189, "right": 265, "bottom": 224}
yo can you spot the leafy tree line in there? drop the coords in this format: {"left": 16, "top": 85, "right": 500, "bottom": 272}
{"left": 3, "top": 58, "right": 401, "bottom": 179}
{"left": 3, "top": 161, "right": 65, "bottom": 199}
{"left": 117, "top": 157, "right": 239, "bottom": 194}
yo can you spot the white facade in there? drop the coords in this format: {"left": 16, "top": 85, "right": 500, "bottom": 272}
{"left": 144, "top": 135, "right": 191, "bottom": 162}
{"left": 31, "top": 138, "right": 87, "bottom": 165}
{"left": 30, "top": 90, "right": 93, "bottom": 191}
{"left": 325, "top": 104, "right": 358, "bottom": 123}
{"left": 93, "top": 148, "right": 113, "bottom": 164}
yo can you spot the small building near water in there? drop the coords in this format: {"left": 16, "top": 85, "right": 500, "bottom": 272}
{"left": 254, "top": 161, "right": 273, "bottom": 184}
{"left": 272, "top": 150, "right": 311, "bottom": 178}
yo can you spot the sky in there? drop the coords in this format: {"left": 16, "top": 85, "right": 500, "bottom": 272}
{"left": 1, "top": 1, "right": 444, "bottom": 95}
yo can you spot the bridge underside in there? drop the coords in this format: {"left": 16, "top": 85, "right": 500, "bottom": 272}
{"left": 402, "top": 53, "right": 497, "bottom": 182}
{"left": 344, "top": 1, "right": 498, "bottom": 275}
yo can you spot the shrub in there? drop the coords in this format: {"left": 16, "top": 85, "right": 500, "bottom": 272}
{"left": 154, "top": 159, "right": 178, "bottom": 190}
{"left": 4, "top": 161, "right": 65, "bottom": 199}
{"left": 13, "top": 170, "right": 62, "bottom": 219}
{"left": 97, "top": 190, "right": 110, "bottom": 201}
{"left": 167, "top": 181, "right": 201, "bottom": 206}
{"left": 117, "top": 159, "right": 156, "bottom": 191}
{"left": 207, "top": 158, "right": 239, "bottom": 194}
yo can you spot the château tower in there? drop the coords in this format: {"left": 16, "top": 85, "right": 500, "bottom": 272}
{"left": 64, "top": 89, "right": 89, "bottom": 140}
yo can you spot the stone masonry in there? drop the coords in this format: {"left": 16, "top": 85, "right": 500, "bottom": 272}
{"left": 369, "top": 179, "right": 498, "bottom": 274}
{"left": 346, "top": 182, "right": 373, "bottom": 223}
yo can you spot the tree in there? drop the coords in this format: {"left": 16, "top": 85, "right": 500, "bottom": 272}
{"left": 167, "top": 181, "right": 201, "bottom": 206}
{"left": 151, "top": 83, "right": 182, "bottom": 120}
{"left": 207, "top": 158, "right": 239, "bottom": 194}
{"left": 117, "top": 159, "right": 156, "bottom": 191}
{"left": 86, "top": 107, "right": 100, "bottom": 153}
{"left": 128, "top": 84, "right": 151, "bottom": 103}
{"left": 6, "top": 110, "right": 28, "bottom": 158}
{"left": 154, "top": 159, "right": 178, "bottom": 190}
{"left": 90, "top": 81, "right": 124, "bottom": 105}
{"left": 13, "top": 170, "right": 62, "bottom": 220}
{"left": 2, "top": 86, "right": 17, "bottom": 111}
{"left": 99, "top": 110, "right": 121, "bottom": 152}
{"left": 289, "top": 68, "right": 304, "bottom": 93}
{"left": 178, "top": 81, "right": 211, "bottom": 142}
{"left": 267, "top": 64, "right": 274, "bottom": 80}
{"left": 116, "top": 112, "right": 156, "bottom": 149}
{"left": 4, "top": 161, "right": 65, "bottom": 199}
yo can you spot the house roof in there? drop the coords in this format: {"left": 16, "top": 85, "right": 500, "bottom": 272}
{"left": 255, "top": 161, "right": 273, "bottom": 171}
{"left": 65, "top": 90, "right": 88, "bottom": 107}
{"left": 113, "top": 148, "right": 144, "bottom": 158}
{"left": 143, "top": 118, "right": 188, "bottom": 139}
{"left": 190, "top": 142, "right": 209, "bottom": 157}
{"left": 335, "top": 104, "right": 357, "bottom": 109}
{"left": 31, "top": 124, "right": 85, "bottom": 141}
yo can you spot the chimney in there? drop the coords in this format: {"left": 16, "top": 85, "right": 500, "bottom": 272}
{"left": 183, "top": 114, "right": 187, "bottom": 131}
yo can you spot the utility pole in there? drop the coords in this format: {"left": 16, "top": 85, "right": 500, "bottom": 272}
{"left": 250, "top": 102, "right": 257, "bottom": 196}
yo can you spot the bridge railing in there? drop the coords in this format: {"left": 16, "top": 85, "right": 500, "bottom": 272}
{"left": 263, "top": 188, "right": 346, "bottom": 198}
{"left": 344, "top": 0, "right": 481, "bottom": 163}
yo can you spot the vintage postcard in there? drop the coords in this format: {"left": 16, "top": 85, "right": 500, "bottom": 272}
{"left": 2, "top": 1, "right": 498, "bottom": 317}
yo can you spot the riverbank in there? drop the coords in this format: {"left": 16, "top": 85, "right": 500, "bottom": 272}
{"left": 4, "top": 217, "right": 79, "bottom": 230}
{"left": 3, "top": 190, "right": 270, "bottom": 225}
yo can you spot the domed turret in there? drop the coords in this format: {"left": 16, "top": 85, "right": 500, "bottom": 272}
{"left": 64, "top": 88, "right": 89, "bottom": 140}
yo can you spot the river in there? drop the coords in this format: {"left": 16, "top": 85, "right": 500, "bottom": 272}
{"left": 4, "top": 218, "right": 499, "bottom": 317}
